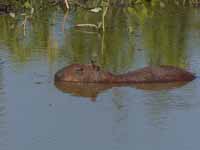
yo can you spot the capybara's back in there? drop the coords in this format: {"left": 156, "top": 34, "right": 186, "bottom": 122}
{"left": 118, "top": 65, "right": 195, "bottom": 83}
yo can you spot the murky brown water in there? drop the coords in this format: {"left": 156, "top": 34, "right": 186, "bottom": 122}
{"left": 0, "top": 4, "right": 200, "bottom": 150}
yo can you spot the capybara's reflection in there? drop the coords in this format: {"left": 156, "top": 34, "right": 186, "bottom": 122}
{"left": 55, "top": 81, "right": 189, "bottom": 100}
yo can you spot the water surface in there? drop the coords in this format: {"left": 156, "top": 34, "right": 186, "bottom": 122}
{"left": 0, "top": 4, "right": 200, "bottom": 150}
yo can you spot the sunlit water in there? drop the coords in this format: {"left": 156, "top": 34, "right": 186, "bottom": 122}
{"left": 0, "top": 4, "right": 200, "bottom": 150}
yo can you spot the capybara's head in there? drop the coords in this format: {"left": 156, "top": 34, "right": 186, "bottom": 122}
{"left": 55, "top": 64, "right": 112, "bottom": 82}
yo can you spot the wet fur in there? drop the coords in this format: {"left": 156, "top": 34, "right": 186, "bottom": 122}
{"left": 55, "top": 64, "right": 195, "bottom": 83}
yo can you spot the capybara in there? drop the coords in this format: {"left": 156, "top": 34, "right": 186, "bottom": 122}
{"left": 55, "top": 64, "right": 195, "bottom": 83}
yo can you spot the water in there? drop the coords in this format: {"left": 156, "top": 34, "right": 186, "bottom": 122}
{"left": 0, "top": 4, "right": 200, "bottom": 150}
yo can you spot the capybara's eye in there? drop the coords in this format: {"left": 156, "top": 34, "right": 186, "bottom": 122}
{"left": 75, "top": 67, "right": 84, "bottom": 72}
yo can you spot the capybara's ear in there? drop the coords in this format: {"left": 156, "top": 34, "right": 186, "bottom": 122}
{"left": 96, "top": 66, "right": 100, "bottom": 71}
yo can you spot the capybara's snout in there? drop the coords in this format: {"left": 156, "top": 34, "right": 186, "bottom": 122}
{"left": 55, "top": 70, "right": 64, "bottom": 81}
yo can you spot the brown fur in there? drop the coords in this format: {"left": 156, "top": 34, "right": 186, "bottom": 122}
{"left": 55, "top": 64, "right": 195, "bottom": 83}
